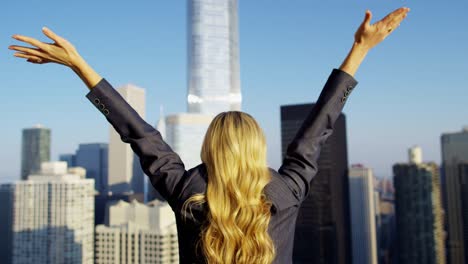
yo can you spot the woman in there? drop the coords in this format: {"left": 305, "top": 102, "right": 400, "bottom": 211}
{"left": 9, "top": 7, "right": 409, "bottom": 264}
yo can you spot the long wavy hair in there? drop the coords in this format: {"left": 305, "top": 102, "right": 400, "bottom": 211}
{"left": 181, "top": 111, "right": 276, "bottom": 264}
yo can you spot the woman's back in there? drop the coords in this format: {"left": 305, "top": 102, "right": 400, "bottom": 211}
{"left": 84, "top": 68, "right": 357, "bottom": 263}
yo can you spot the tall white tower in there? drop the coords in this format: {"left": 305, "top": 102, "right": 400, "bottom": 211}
{"left": 108, "top": 84, "right": 146, "bottom": 194}
{"left": 187, "top": 0, "right": 241, "bottom": 114}
{"left": 348, "top": 164, "right": 378, "bottom": 264}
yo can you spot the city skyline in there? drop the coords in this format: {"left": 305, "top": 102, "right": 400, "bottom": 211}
{"left": 1, "top": 1, "right": 468, "bottom": 182}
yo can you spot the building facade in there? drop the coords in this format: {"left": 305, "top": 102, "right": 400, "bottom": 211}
{"left": 20, "top": 124, "right": 50, "bottom": 180}
{"left": 187, "top": 0, "right": 241, "bottom": 114}
{"left": 441, "top": 127, "right": 468, "bottom": 264}
{"left": 280, "top": 103, "right": 351, "bottom": 264}
{"left": 393, "top": 150, "right": 446, "bottom": 264}
{"left": 165, "top": 113, "right": 213, "bottom": 169}
{"left": 108, "top": 84, "right": 146, "bottom": 194}
{"left": 348, "top": 164, "right": 378, "bottom": 264}
{"left": 95, "top": 200, "right": 178, "bottom": 264}
{"left": 75, "top": 143, "right": 109, "bottom": 193}
{"left": 3, "top": 162, "right": 95, "bottom": 264}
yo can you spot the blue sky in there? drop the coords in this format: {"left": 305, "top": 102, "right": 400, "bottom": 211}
{"left": 1, "top": 0, "right": 467, "bottom": 183}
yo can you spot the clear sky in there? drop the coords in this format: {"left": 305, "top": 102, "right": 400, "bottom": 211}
{"left": 1, "top": 0, "right": 467, "bottom": 183}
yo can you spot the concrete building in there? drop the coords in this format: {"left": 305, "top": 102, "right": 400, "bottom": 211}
{"left": 393, "top": 148, "right": 446, "bottom": 264}
{"left": 108, "top": 84, "right": 146, "bottom": 194}
{"left": 1, "top": 161, "right": 95, "bottom": 264}
{"left": 20, "top": 124, "right": 51, "bottom": 180}
{"left": 441, "top": 127, "right": 468, "bottom": 264}
{"left": 348, "top": 164, "right": 378, "bottom": 264}
{"left": 95, "top": 199, "right": 178, "bottom": 264}
{"left": 165, "top": 113, "right": 213, "bottom": 169}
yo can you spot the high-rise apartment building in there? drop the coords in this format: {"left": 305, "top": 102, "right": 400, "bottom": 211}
{"left": 394, "top": 148, "right": 446, "bottom": 264}
{"left": 95, "top": 199, "right": 178, "bottom": 264}
{"left": 441, "top": 127, "right": 468, "bottom": 264}
{"left": 1, "top": 161, "right": 95, "bottom": 264}
{"left": 348, "top": 164, "right": 378, "bottom": 264}
{"left": 280, "top": 103, "right": 351, "bottom": 264}
{"left": 20, "top": 124, "right": 50, "bottom": 180}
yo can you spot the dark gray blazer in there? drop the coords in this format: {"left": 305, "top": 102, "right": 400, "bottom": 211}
{"left": 86, "top": 68, "right": 358, "bottom": 264}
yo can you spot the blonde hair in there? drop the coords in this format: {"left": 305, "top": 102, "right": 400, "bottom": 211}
{"left": 181, "top": 111, "right": 276, "bottom": 264}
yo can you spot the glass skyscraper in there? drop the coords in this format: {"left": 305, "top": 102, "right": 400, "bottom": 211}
{"left": 20, "top": 124, "right": 51, "bottom": 180}
{"left": 280, "top": 103, "right": 351, "bottom": 264}
{"left": 75, "top": 143, "right": 109, "bottom": 193}
{"left": 187, "top": 0, "right": 241, "bottom": 114}
{"left": 441, "top": 127, "right": 468, "bottom": 264}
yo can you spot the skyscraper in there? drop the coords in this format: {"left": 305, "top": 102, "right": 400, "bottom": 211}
{"left": 0, "top": 184, "right": 14, "bottom": 264}
{"left": 393, "top": 148, "right": 446, "bottom": 264}
{"left": 75, "top": 143, "right": 108, "bottom": 193}
{"left": 187, "top": 0, "right": 241, "bottom": 114}
{"left": 165, "top": 113, "right": 213, "bottom": 169}
{"left": 95, "top": 199, "right": 178, "bottom": 264}
{"left": 3, "top": 161, "right": 95, "bottom": 264}
{"left": 280, "top": 103, "right": 351, "bottom": 264}
{"left": 459, "top": 162, "right": 468, "bottom": 262}
{"left": 108, "top": 84, "right": 146, "bottom": 194}
{"left": 59, "top": 153, "right": 76, "bottom": 167}
{"left": 20, "top": 124, "right": 50, "bottom": 180}
{"left": 162, "top": 0, "right": 242, "bottom": 174}
{"left": 441, "top": 127, "right": 468, "bottom": 264}
{"left": 348, "top": 164, "right": 378, "bottom": 264}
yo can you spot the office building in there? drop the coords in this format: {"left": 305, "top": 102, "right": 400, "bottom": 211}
{"left": 187, "top": 0, "right": 241, "bottom": 114}
{"left": 348, "top": 164, "right": 378, "bottom": 264}
{"left": 441, "top": 127, "right": 468, "bottom": 264}
{"left": 20, "top": 124, "right": 50, "bottom": 180}
{"left": 59, "top": 153, "right": 76, "bottom": 167}
{"left": 165, "top": 113, "right": 213, "bottom": 169}
{"left": 108, "top": 84, "right": 146, "bottom": 194}
{"left": 75, "top": 143, "right": 109, "bottom": 193}
{"left": 281, "top": 103, "right": 351, "bottom": 264}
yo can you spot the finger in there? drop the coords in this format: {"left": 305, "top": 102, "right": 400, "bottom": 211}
{"left": 388, "top": 8, "right": 409, "bottom": 29}
{"left": 42, "top": 27, "right": 67, "bottom": 47}
{"left": 363, "top": 10, "right": 372, "bottom": 27}
{"left": 381, "top": 7, "right": 409, "bottom": 26}
{"left": 13, "top": 52, "right": 47, "bottom": 63}
{"left": 11, "top": 34, "right": 48, "bottom": 50}
{"left": 8, "top": 45, "right": 44, "bottom": 57}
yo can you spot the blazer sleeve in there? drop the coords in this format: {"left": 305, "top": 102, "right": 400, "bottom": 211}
{"left": 85, "top": 78, "right": 187, "bottom": 209}
{"left": 277, "top": 68, "right": 358, "bottom": 208}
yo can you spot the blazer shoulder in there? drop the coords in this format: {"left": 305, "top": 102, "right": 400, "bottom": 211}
{"left": 264, "top": 168, "right": 301, "bottom": 213}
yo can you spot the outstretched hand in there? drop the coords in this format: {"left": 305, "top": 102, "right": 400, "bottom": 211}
{"left": 9, "top": 27, "right": 81, "bottom": 67}
{"left": 8, "top": 27, "right": 101, "bottom": 89}
{"left": 355, "top": 7, "right": 410, "bottom": 50}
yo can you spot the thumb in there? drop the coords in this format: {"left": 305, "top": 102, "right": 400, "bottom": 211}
{"left": 363, "top": 10, "right": 372, "bottom": 27}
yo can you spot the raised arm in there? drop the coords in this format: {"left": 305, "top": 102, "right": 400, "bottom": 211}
{"left": 9, "top": 28, "right": 187, "bottom": 209}
{"left": 277, "top": 7, "right": 409, "bottom": 207}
